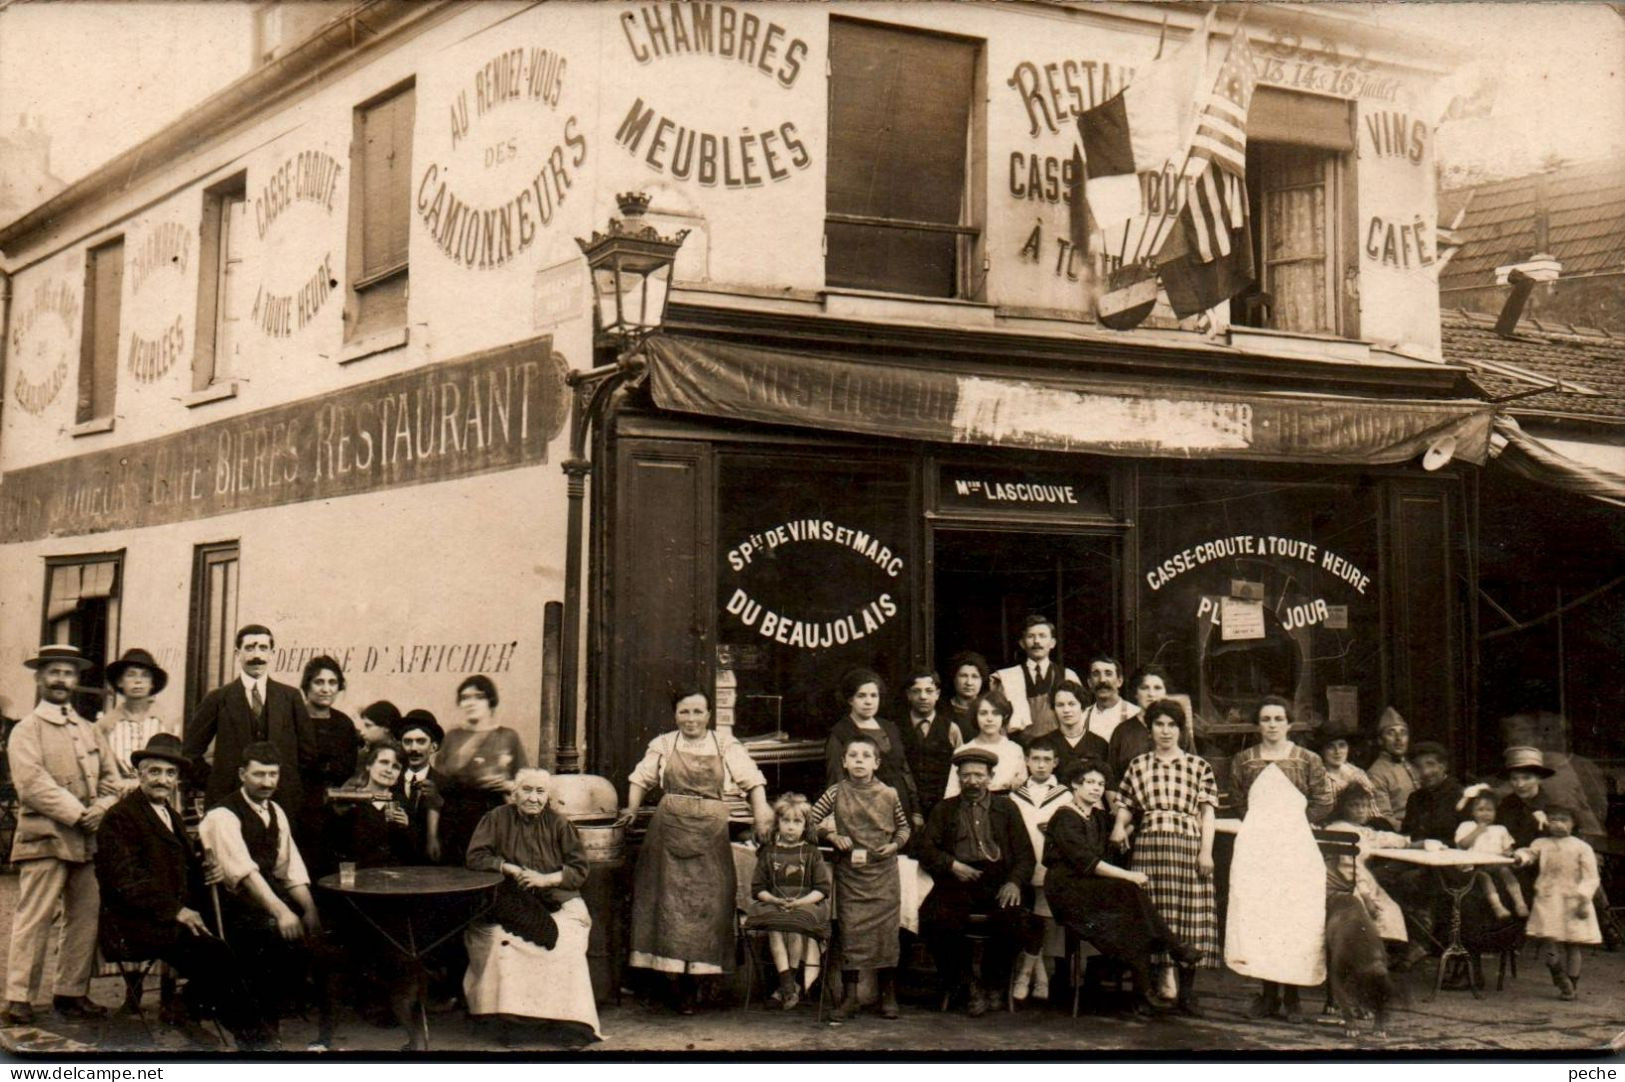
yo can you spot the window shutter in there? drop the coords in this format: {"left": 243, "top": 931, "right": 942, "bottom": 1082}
{"left": 1247, "top": 87, "right": 1353, "bottom": 151}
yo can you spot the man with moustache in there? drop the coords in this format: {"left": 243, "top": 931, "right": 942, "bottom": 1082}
{"left": 1366, "top": 708, "right": 1417, "bottom": 829}
{"left": 993, "top": 616, "right": 1080, "bottom": 742}
{"left": 396, "top": 709, "right": 446, "bottom": 863}
{"left": 1075, "top": 655, "right": 1140, "bottom": 749}
{"left": 917, "top": 746, "right": 1038, "bottom": 1016}
{"left": 183, "top": 624, "right": 315, "bottom": 815}
{"left": 93, "top": 734, "right": 271, "bottom": 1048}
{"left": 199, "top": 742, "right": 324, "bottom": 1046}
{"left": 4, "top": 645, "right": 119, "bottom": 1025}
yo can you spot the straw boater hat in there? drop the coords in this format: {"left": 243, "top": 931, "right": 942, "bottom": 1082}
{"left": 1499, "top": 745, "right": 1554, "bottom": 778}
{"left": 24, "top": 644, "right": 93, "bottom": 671}
{"left": 952, "top": 745, "right": 1001, "bottom": 770}
{"left": 106, "top": 647, "right": 169, "bottom": 696}
{"left": 129, "top": 733, "right": 189, "bottom": 770}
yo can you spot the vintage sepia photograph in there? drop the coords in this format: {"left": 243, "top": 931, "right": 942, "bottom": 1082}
{"left": 0, "top": 0, "right": 1620, "bottom": 1062}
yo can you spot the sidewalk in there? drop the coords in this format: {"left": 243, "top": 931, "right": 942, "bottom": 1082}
{"left": 1, "top": 869, "right": 1620, "bottom": 1056}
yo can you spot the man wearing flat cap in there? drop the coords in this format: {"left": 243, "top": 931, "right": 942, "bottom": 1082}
{"left": 4, "top": 645, "right": 120, "bottom": 1025}
{"left": 94, "top": 734, "right": 271, "bottom": 1048}
{"left": 917, "top": 744, "right": 1038, "bottom": 1015}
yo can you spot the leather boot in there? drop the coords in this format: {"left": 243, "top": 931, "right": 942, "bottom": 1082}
{"left": 831, "top": 970, "right": 861, "bottom": 1022}
{"left": 877, "top": 969, "right": 899, "bottom": 1019}
{"left": 1175, "top": 966, "right": 1203, "bottom": 1017}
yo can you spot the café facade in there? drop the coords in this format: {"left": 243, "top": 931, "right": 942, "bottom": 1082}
{"left": 0, "top": 1, "right": 1496, "bottom": 794}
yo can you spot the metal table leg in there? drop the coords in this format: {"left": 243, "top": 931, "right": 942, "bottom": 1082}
{"left": 1430, "top": 867, "right": 1481, "bottom": 1001}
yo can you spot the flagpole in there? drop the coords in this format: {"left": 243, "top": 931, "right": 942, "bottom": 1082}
{"left": 1140, "top": 2, "right": 1247, "bottom": 265}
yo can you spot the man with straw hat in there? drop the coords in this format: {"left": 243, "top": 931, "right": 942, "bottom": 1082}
{"left": 3, "top": 645, "right": 119, "bottom": 1025}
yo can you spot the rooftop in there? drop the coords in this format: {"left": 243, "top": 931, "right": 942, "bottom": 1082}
{"left": 1443, "top": 308, "right": 1625, "bottom": 423}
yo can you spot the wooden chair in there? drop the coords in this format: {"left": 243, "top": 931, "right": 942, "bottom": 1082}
{"left": 737, "top": 914, "right": 834, "bottom": 1023}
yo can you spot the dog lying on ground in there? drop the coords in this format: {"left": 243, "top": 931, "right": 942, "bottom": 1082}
{"left": 1325, "top": 891, "right": 1396, "bottom": 1038}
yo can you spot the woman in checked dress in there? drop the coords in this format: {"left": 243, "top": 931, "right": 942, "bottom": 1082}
{"left": 1112, "top": 699, "right": 1218, "bottom": 1015}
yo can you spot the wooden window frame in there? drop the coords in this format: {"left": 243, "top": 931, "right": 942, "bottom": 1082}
{"left": 77, "top": 236, "right": 124, "bottom": 424}
{"left": 40, "top": 550, "right": 125, "bottom": 716}
{"left": 193, "top": 173, "right": 248, "bottom": 392}
{"left": 344, "top": 79, "right": 415, "bottom": 349}
{"left": 185, "top": 541, "right": 240, "bottom": 724}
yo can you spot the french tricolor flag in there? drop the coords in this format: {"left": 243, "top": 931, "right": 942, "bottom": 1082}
{"left": 1077, "top": 10, "right": 1212, "bottom": 182}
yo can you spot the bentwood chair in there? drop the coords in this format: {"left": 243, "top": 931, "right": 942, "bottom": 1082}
{"left": 738, "top": 913, "right": 834, "bottom": 1023}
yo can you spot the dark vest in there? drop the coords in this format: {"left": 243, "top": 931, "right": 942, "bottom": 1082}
{"left": 222, "top": 789, "right": 281, "bottom": 883}
{"left": 902, "top": 715, "right": 958, "bottom": 812}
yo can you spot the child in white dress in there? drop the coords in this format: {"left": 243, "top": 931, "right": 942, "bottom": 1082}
{"left": 1455, "top": 788, "right": 1527, "bottom": 920}
{"left": 1513, "top": 805, "right": 1601, "bottom": 1001}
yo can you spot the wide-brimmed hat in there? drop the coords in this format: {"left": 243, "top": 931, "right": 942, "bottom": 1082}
{"left": 24, "top": 644, "right": 93, "bottom": 671}
{"left": 1499, "top": 745, "right": 1554, "bottom": 778}
{"left": 106, "top": 648, "right": 169, "bottom": 696}
{"left": 130, "top": 733, "right": 189, "bottom": 771}
{"left": 398, "top": 708, "right": 444, "bottom": 745}
{"left": 952, "top": 745, "right": 1001, "bottom": 769}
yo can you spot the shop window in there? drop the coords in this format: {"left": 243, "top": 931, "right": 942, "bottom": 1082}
{"left": 346, "top": 82, "right": 415, "bottom": 343}
{"left": 41, "top": 553, "right": 123, "bottom": 718}
{"left": 1135, "top": 473, "right": 1380, "bottom": 777}
{"left": 194, "top": 173, "right": 248, "bottom": 390}
{"left": 185, "top": 541, "right": 240, "bottom": 718}
{"left": 716, "top": 453, "right": 913, "bottom": 744}
{"left": 77, "top": 237, "right": 124, "bottom": 424}
{"left": 1233, "top": 89, "right": 1355, "bottom": 335}
{"left": 825, "top": 19, "right": 981, "bottom": 299}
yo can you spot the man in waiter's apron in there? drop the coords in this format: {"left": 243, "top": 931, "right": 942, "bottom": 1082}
{"left": 993, "top": 616, "right": 1080, "bottom": 744}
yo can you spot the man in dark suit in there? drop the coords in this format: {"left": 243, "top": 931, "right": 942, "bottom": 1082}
{"left": 183, "top": 624, "right": 315, "bottom": 814}
{"left": 917, "top": 745, "right": 1038, "bottom": 1016}
{"left": 396, "top": 709, "right": 445, "bottom": 863}
{"left": 93, "top": 734, "right": 271, "bottom": 1048}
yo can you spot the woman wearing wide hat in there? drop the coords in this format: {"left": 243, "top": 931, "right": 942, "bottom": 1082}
{"left": 96, "top": 648, "right": 180, "bottom": 797}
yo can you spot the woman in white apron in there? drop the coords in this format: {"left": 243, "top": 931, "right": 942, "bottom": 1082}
{"left": 1225, "top": 696, "right": 1335, "bottom": 1023}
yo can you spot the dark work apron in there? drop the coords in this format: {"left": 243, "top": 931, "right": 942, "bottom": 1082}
{"left": 831, "top": 780, "right": 902, "bottom": 968}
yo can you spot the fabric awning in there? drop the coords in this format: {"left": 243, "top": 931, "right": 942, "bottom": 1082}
{"left": 1491, "top": 417, "right": 1625, "bottom": 508}
{"left": 642, "top": 335, "right": 1495, "bottom": 467}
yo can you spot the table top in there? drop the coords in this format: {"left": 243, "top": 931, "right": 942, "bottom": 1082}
{"left": 315, "top": 866, "right": 502, "bottom": 897}
{"left": 1367, "top": 847, "right": 1513, "bottom": 868}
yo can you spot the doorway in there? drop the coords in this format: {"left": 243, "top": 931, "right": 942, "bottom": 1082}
{"left": 931, "top": 527, "right": 1121, "bottom": 680}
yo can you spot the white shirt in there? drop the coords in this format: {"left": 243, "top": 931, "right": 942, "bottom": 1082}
{"left": 240, "top": 673, "right": 267, "bottom": 707}
{"left": 199, "top": 792, "right": 309, "bottom": 892}
{"left": 150, "top": 801, "right": 175, "bottom": 833}
{"left": 403, "top": 766, "right": 430, "bottom": 796}
{"left": 911, "top": 713, "right": 961, "bottom": 747}
{"left": 1082, "top": 699, "right": 1140, "bottom": 745}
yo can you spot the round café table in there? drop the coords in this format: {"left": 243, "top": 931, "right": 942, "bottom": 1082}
{"left": 1369, "top": 847, "right": 1514, "bottom": 999}
{"left": 316, "top": 866, "right": 501, "bottom": 1050}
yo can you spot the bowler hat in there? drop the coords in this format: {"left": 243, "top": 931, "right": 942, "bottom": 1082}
{"left": 398, "top": 708, "right": 444, "bottom": 745}
{"left": 130, "top": 732, "right": 189, "bottom": 771}
{"left": 106, "top": 648, "right": 169, "bottom": 696}
{"left": 1499, "top": 745, "right": 1554, "bottom": 778}
{"left": 952, "top": 745, "right": 1000, "bottom": 769}
{"left": 24, "top": 644, "right": 93, "bottom": 671}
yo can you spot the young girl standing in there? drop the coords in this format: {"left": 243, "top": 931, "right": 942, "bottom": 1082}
{"left": 944, "top": 692, "right": 1027, "bottom": 797}
{"left": 746, "top": 794, "right": 833, "bottom": 1009}
{"left": 1514, "top": 805, "right": 1601, "bottom": 1000}
{"left": 813, "top": 735, "right": 911, "bottom": 1022}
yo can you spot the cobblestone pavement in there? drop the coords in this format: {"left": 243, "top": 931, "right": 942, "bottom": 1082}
{"left": 0, "top": 869, "right": 1620, "bottom": 1057}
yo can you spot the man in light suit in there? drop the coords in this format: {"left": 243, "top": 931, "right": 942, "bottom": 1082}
{"left": 183, "top": 624, "right": 315, "bottom": 814}
{"left": 992, "top": 615, "right": 1080, "bottom": 742}
{"left": 4, "top": 644, "right": 120, "bottom": 1025}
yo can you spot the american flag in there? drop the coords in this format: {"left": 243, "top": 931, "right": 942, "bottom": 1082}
{"left": 1182, "top": 26, "right": 1257, "bottom": 262}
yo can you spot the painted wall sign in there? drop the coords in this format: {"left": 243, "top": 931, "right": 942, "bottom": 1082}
{"left": 127, "top": 221, "right": 195, "bottom": 383}
{"left": 129, "top": 222, "right": 191, "bottom": 295}
{"left": 1007, "top": 58, "right": 1134, "bottom": 138}
{"left": 250, "top": 149, "right": 343, "bottom": 338}
{"left": 613, "top": 4, "right": 811, "bottom": 186}
{"left": 1143, "top": 534, "right": 1371, "bottom": 593}
{"left": 938, "top": 465, "right": 1110, "bottom": 516}
{"left": 0, "top": 337, "right": 566, "bottom": 543}
{"left": 1253, "top": 29, "right": 1405, "bottom": 102}
{"left": 417, "top": 46, "right": 585, "bottom": 270}
{"left": 272, "top": 640, "right": 519, "bottom": 678}
{"left": 723, "top": 518, "right": 902, "bottom": 649}
{"left": 7, "top": 277, "right": 79, "bottom": 416}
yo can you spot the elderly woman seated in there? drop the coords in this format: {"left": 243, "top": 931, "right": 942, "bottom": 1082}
{"left": 463, "top": 767, "right": 601, "bottom": 1045}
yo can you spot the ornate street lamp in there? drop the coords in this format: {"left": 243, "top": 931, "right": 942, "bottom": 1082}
{"left": 556, "top": 194, "right": 688, "bottom": 773}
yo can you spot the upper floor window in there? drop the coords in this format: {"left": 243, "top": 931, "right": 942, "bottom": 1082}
{"left": 825, "top": 20, "right": 981, "bottom": 299}
{"left": 1234, "top": 89, "right": 1356, "bottom": 336}
{"left": 346, "top": 82, "right": 415, "bottom": 344}
{"left": 42, "top": 552, "right": 123, "bottom": 719}
{"left": 194, "top": 173, "right": 248, "bottom": 390}
{"left": 77, "top": 237, "right": 123, "bottom": 424}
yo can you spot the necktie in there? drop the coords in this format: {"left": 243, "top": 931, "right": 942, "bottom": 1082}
{"left": 153, "top": 803, "right": 173, "bottom": 832}
{"left": 250, "top": 683, "right": 264, "bottom": 719}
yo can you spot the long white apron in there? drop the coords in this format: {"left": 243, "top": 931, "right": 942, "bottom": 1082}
{"left": 464, "top": 897, "right": 603, "bottom": 1036}
{"left": 1224, "top": 764, "right": 1327, "bottom": 985}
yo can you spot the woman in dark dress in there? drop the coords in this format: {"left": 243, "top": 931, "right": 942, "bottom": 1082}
{"left": 1043, "top": 757, "right": 1200, "bottom": 1017}
{"left": 944, "top": 651, "right": 991, "bottom": 740}
{"left": 299, "top": 655, "right": 359, "bottom": 857}
{"left": 824, "top": 668, "right": 920, "bottom": 825}
{"left": 435, "top": 674, "right": 527, "bottom": 865}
